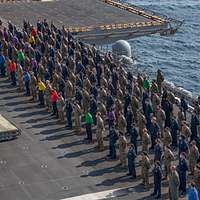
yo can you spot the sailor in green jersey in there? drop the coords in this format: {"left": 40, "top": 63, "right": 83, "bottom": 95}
{"left": 85, "top": 112, "right": 93, "bottom": 143}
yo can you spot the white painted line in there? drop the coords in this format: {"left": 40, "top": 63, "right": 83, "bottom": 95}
{"left": 41, "top": 0, "right": 54, "bottom": 2}
{"left": 60, "top": 187, "right": 126, "bottom": 200}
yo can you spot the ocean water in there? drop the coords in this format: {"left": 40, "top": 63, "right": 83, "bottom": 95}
{"left": 124, "top": 0, "right": 200, "bottom": 97}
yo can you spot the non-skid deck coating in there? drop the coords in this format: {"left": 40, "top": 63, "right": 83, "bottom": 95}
{"left": 0, "top": 78, "right": 187, "bottom": 200}
{"left": 0, "top": 0, "right": 152, "bottom": 28}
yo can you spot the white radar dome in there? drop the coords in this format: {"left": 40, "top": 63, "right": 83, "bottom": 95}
{"left": 112, "top": 40, "right": 132, "bottom": 58}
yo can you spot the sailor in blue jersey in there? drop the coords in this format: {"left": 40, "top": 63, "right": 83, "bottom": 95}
{"left": 23, "top": 71, "right": 31, "bottom": 96}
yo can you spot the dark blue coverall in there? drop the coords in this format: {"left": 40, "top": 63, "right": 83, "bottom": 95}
{"left": 108, "top": 129, "right": 118, "bottom": 159}
{"left": 129, "top": 126, "right": 138, "bottom": 154}
{"left": 66, "top": 101, "right": 73, "bottom": 129}
{"left": 170, "top": 118, "right": 179, "bottom": 147}
{"left": 154, "top": 143, "right": 162, "bottom": 162}
{"left": 126, "top": 109, "right": 133, "bottom": 135}
{"left": 178, "top": 158, "right": 188, "bottom": 194}
{"left": 153, "top": 165, "right": 162, "bottom": 198}
{"left": 127, "top": 147, "right": 137, "bottom": 178}
{"left": 149, "top": 122, "right": 160, "bottom": 149}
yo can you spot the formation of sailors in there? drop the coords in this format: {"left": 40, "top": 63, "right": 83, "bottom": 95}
{"left": 0, "top": 19, "right": 200, "bottom": 200}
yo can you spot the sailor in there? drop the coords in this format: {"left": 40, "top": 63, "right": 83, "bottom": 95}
{"left": 82, "top": 89, "right": 90, "bottom": 114}
{"left": 180, "top": 96, "right": 188, "bottom": 120}
{"left": 89, "top": 96, "right": 97, "bottom": 125}
{"left": 133, "top": 82, "right": 141, "bottom": 100}
{"left": 194, "top": 164, "right": 200, "bottom": 197}
{"left": 118, "top": 132, "right": 127, "bottom": 167}
{"left": 100, "top": 78, "right": 108, "bottom": 94}
{"left": 96, "top": 112, "right": 105, "bottom": 151}
{"left": 149, "top": 116, "right": 160, "bottom": 150}
{"left": 177, "top": 152, "right": 188, "bottom": 196}
{"left": 96, "top": 63, "right": 102, "bottom": 87}
{"left": 142, "top": 89, "right": 149, "bottom": 114}
{"left": 51, "top": 89, "right": 59, "bottom": 117}
{"left": 37, "top": 78, "right": 46, "bottom": 106}
{"left": 163, "top": 127, "right": 172, "bottom": 150}
{"left": 126, "top": 107, "right": 134, "bottom": 135}
{"left": 161, "top": 94, "right": 173, "bottom": 128}
{"left": 9, "top": 60, "right": 17, "bottom": 86}
{"left": 30, "top": 71, "right": 37, "bottom": 101}
{"left": 181, "top": 121, "right": 191, "bottom": 141}
{"left": 129, "top": 124, "right": 138, "bottom": 155}
{"left": 18, "top": 49, "right": 25, "bottom": 68}
{"left": 154, "top": 139, "right": 162, "bottom": 162}
{"left": 65, "top": 99, "right": 73, "bottom": 129}
{"left": 98, "top": 102, "right": 107, "bottom": 120}
{"left": 168, "top": 165, "right": 180, "bottom": 200}
{"left": 177, "top": 106, "right": 185, "bottom": 128}
{"left": 131, "top": 95, "right": 139, "bottom": 123}
{"left": 106, "top": 91, "right": 114, "bottom": 112}
{"left": 75, "top": 87, "right": 83, "bottom": 107}
{"left": 124, "top": 91, "right": 131, "bottom": 117}
{"left": 188, "top": 182, "right": 199, "bottom": 200}
{"left": 38, "top": 64, "right": 45, "bottom": 81}
{"left": 178, "top": 135, "right": 189, "bottom": 156}
{"left": 156, "top": 105, "right": 166, "bottom": 137}
{"left": 99, "top": 87, "right": 107, "bottom": 104}
{"left": 116, "top": 86, "right": 124, "bottom": 102}
{"left": 17, "top": 64, "right": 24, "bottom": 92}
{"left": 52, "top": 73, "right": 59, "bottom": 91}
{"left": 138, "top": 111, "right": 147, "bottom": 139}
{"left": 144, "top": 98, "right": 153, "bottom": 130}
{"left": 163, "top": 146, "right": 175, "bottom": 179}
{"left": 189, "top": 140, "right": 199, "bottom": 175}
{"left": 90, "top": 85, "right": 98, "bottom": 100}
{"left": 111, "top": 68, "right": 119, "bottom": 96}
{"left": 65, "top": 79, "right": 74, "bottom": 99}
{"left": 115, "top": 99, "right": 123, "bottom": 125}
{"left": 142, "top": 128, "right": 150, "bottom": 153}
{"left": 44, "top": 81, "right": 52, "bottom": 112}
{"left": 74, "top": 102, "right": 82, "bottom": 134}
{"left": 151, "top": 161, "right": 162, "bottom": 199}
{"left": 152, "top": 93, "right": 161, "bottom": 113}
{"left": 127, "top": 144, "right": 137, "bottom": 179}
{"left": 57, "top": 92, "right": 65, "bottom": 122}
{"left": 83, "top": 77, "right": 92, "bottom": 93}
{"left": 118, "top": 111, "right": 127, "bottom": 134}
{"left": 108, "top": 107, "right": 116, "bottom": 130}
{"left": 170, "top": 115, "right": 180, "bottom": 148}
{"left": 140, "top": 151, "right": 151, "bottom": 188}
{"left": 190, "top": 109, "right": 200, "bottom": 141}
{"left": 85, "top": 111, "right": 93, "bottom": 143}
{"left": 137, "top": 73, "right": 144, "bottom": 94}
{"left": 23, "top": 71, "right": 31, "bottom": 96}
{"left": 143, "top": 75, "right": 151, "bottom": 92}
{"left": 156, "top": 69, "right": 164, "bottom": 93}
{"left": 107, "top": 126, "right": 118, "bottom": 160}
{"left": 151, "top": 79, "right": 159, "bottom": 94}
{"left": 58, "top": 76, "right": 65, "bottom": 97}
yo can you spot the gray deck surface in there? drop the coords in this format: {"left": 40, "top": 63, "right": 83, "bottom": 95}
{"left": 0, "top": 0, "right": 152, "bottom": 28}
{"left": 0, "top": 77, "right": 187, "bottom": 200}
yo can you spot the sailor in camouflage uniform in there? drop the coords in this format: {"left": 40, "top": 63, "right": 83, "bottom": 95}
{"left": 30, "top": 71, "right": 37, "bottom": 101}
{"left": 140, "top": 151, "right": 151, "bottom": 188}
{"left": 189, "top": 140, "right": 199, "bottom": 175}
{"left": 96, "top": 112, "right": 105, "bottom": 151}
{"left": 57, "top": 92, "right": 65, "bottom": 122}
{"left": 118, "top": 132, "right": 127, "bottom": 167}
{"left": 74, "top": 102, "right": 82, "bottom": 134}
{"left": 44, "top": 80, "right": 52, "bottom": 112}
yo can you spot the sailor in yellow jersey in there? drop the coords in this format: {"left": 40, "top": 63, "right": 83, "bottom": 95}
{"left": 37, "top": 78, "right": 46, "bottom": 106}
